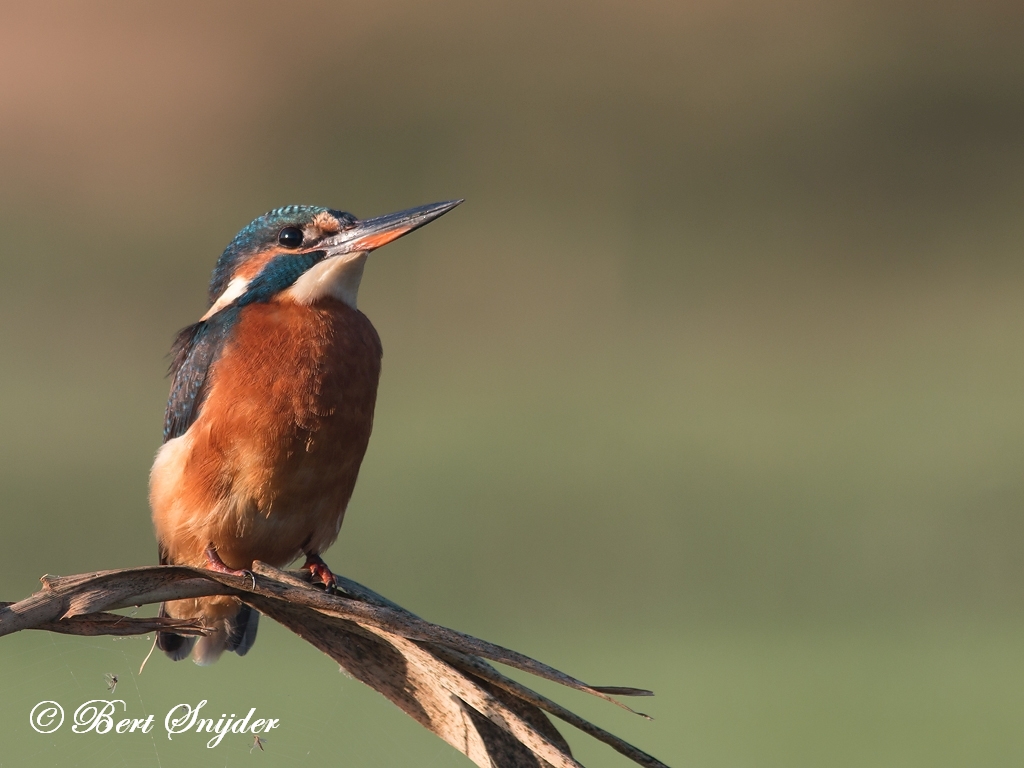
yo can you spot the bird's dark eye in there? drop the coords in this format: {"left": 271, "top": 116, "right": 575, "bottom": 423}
{"left": 278, "top": 227, "right": 304, "bottom": 247}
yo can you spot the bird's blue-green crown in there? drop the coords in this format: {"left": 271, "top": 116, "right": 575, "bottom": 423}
{"left": 209, "top": 205, "right": 345, "bottom": 304}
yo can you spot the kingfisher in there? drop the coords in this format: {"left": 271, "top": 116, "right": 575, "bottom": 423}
{"left": 150, "top": 200, "right": 461, "bottom": 664}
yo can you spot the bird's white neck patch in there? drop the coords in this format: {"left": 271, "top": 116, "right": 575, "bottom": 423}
{"left": 201, "top": 277, "right": 249, "bottom": 320}
{"left": 285, "top": 251, "right": 368, "bottom": 308}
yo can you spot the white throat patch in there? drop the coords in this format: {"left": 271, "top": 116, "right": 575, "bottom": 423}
{"left": 285, "top": 251, "right": 368, "bottom": 308}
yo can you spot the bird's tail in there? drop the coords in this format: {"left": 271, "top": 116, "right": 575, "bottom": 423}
{"left": 156, "top": 595, "right": 259, "bottom": 665}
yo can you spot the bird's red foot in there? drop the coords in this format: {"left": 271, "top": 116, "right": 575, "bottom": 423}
{"left": 303, "top": 553, "right": 339, "bottom": 592}
{"left": 205, "top": 546, "right": 256, "bottom": 589}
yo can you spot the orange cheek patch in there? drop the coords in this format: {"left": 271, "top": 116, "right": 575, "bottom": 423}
{"left": 234, "top": 249, "right": 280, "bottom": 281}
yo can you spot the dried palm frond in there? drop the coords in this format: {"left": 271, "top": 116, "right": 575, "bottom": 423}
{"left": 0, "top": 563, "right": 667, "bottom": 768}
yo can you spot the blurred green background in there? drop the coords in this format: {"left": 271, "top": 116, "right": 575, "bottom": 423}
{"left": 2, "top": 1, "right": 1024, "bottom": 765}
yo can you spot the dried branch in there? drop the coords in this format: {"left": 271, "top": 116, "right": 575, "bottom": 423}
{"left": 0, "top": 563, "right": 667, "bottom": 768}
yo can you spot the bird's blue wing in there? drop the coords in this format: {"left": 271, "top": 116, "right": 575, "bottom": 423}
{"left": 162, "top": 251, "right": 324, "bottom": 442}
{"left": 163, "top": 308, "right": 238, "bottom": 442}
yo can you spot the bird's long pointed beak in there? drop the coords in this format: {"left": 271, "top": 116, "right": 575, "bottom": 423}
{"left": 323, "top": 199, "right": 463, "bottom": 255}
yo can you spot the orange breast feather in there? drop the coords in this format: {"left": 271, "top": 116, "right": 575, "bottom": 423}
{"left": 150, "top": 297, "right": 382, "bottom": 570}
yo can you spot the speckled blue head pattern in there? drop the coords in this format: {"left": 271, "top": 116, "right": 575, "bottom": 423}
{"left": 209, "top": 205, "right": 352, "bottom": 305}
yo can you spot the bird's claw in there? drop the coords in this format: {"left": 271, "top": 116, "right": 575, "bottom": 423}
{"left": 205, "top": 546, "right": 257, "bottom": 590}
{"left": 303, "top": 555, "right": 340, "bottom": 594}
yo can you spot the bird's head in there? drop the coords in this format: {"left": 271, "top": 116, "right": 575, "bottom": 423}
{"left": 204, "top": 200, "right": 461, "bottom": 318}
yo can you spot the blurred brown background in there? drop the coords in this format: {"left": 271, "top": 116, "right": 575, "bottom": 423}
{"left": 2, "top": 1, "right": 1024, "bottom": 765}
